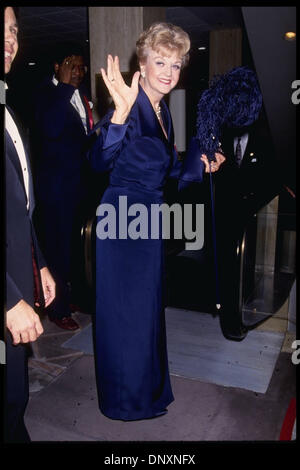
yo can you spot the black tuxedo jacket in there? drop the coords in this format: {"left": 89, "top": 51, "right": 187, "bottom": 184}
{"left": 216, "top": 124, "right": 282, "bottom": 219}
{"left": 5, "top": 106, "right": 46, "bottom": 311}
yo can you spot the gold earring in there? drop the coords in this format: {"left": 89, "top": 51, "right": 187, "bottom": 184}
{"left": 141, "top": 70, "right": 145, "bottom": 78}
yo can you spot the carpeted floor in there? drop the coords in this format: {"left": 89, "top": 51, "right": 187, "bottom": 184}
{"left": 62, "top": 306, "right": 284, "bottom": 394}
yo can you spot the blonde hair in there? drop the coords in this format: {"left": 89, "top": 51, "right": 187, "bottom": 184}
{"left": 136, "top": 22, "right": 190, "bottom": 67}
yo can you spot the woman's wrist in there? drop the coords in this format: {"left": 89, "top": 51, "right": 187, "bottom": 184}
{"left": 111, "top": 109, "right": 129, "bottom": 125}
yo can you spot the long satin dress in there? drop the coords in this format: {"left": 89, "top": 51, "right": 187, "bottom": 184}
{"left": 89, "top": 85, "right": 203, "bottom": 420}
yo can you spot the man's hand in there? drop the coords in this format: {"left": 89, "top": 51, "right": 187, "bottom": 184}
{"left": 6, "top": 300, "right": 44, "bottom": 345}
{"left": 38, "top": 267, "right": 56, "bottom": 308}
{"left": 57, "top": 55, "right": 75, "bottom": 85}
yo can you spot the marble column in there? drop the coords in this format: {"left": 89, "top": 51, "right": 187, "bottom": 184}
{"left": 169, "top": 89, "right": 186, "bottom": 152}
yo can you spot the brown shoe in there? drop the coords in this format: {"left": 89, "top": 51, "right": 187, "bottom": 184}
{"left": 50, "top": 316, "right": 80, "bottom": 331}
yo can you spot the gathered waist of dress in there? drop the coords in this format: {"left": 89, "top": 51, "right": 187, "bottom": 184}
{"left": 109, "top": 175, "right": 164, "bottom": 201}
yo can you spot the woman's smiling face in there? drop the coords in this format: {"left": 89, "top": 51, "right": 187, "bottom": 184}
{"left": 140, "top": 47, "right": 182, "bottom": 103}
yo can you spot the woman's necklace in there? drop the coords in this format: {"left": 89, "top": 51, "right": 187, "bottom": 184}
{"left": 154, "top": 103, "right": 168, "bottom": 140}
{"left": 155, "top": 104, "right": 161, "bottom": 120}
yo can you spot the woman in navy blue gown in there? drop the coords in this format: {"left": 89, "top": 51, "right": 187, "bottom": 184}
{"left": 89, "top": 22, "right": 225, "bottom": 421}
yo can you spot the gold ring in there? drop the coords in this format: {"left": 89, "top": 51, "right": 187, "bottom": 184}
{"left": 66, "top": 61, "right": 69, "bottom": 64}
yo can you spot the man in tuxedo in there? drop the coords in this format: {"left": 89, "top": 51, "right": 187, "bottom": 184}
{"left": 32, "top": 43, "right": 96, "bottom": 330}
{"left": 4, "top": 6, "right": 56, "bottom": 442}
{"left": 217, "top": 117, "right": 281, "bottom": 223}
{"left": 214, "top": 115, "right": 282, "bottom": 339}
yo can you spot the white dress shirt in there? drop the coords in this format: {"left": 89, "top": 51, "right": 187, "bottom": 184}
{"left": 234, "top": 133, "right": 249, "bottom": 161}
{"left": 5, "top": 105, "right": 30, "bottom": 210}
{"left": 52, "top": 75, "right": 88, "bottom": 134}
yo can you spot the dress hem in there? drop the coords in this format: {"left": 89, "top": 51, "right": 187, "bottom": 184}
{"left": 99, "top": 397, "right": 174, "bottom": 422}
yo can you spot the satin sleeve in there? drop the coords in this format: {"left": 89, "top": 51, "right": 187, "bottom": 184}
{"left": 168, "top": 138, "right": 205, "bottom": 190}
{"left": 88, "top": 111, "right": 131, "bottom": 172}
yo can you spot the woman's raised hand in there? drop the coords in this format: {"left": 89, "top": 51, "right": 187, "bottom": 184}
{"left": 101, "top": 55, "right": 140, "bottom": 125}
